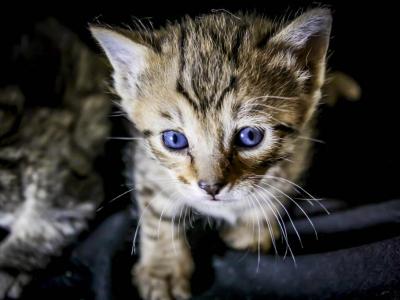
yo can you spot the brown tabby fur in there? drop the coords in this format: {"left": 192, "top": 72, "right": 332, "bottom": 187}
{"left": 91, "top": 8, "right": 332, "bottom": 300}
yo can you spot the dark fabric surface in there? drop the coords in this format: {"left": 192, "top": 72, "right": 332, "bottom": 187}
{"left": 201, "top": 236, "right": 400, "bottom": 300}
{"left": 17, "top": 199, "right": 400, "bottom": 300}
{"left": 194, "top": 200, "right": 400, "bottom": 299}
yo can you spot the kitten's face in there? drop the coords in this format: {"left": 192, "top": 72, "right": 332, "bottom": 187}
{"left": 127, "top": 57, "right": 303, "bottom": 204}
{"left": 92, "top": 9, "right": 331, "bottom": 205}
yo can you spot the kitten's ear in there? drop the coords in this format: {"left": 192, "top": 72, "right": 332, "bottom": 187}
{"left": 90, "top": 26, "right": 151, "bottom": 99}
{"left": 270, "top": 8, "right": 332, "bottom": 90}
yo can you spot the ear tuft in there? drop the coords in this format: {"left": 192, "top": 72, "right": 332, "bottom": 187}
{"left": 269, "top": 8, "right": 332, "bottom": 92}
{"left": 273, "top": 8, "right": 332, "bottom": 49}
{"left": 90, "top": 26, "right": 150, "bottom": 99}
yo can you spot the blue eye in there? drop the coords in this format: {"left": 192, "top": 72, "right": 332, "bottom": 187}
{"left": 162, "top": 130, "right": 188, "bottom": 150}
{"left": 236, "top": 127, "right": 264, "bottom": 147}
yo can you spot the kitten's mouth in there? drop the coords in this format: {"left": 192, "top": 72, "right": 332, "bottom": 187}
{"left": 203, "top": 196, "right": 236, "bottom": 203}
{"left": 204, "top": 194, "right": 223, "bottom": 202}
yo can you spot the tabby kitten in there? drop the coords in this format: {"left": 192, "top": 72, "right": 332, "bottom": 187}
{"left": 91, "top": 8, "right": 332, "bottom": 300}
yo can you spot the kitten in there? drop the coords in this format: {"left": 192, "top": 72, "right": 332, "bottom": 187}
{"left": 91, "top": 8, "right": 332, "bottom": 300}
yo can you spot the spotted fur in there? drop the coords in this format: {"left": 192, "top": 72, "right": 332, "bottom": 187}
{"left": 92, "top": 8, "right": 332, "bottom": 300}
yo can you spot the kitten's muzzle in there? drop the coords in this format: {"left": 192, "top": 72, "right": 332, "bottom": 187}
{"left": 198, "top": 180, "right": 225, "bottom": 199}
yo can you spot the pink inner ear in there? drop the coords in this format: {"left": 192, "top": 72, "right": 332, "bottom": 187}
{"left": 91, "top": 26, "right": 151, "bottom": 101}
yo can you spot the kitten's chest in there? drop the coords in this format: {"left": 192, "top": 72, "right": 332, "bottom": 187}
{"left": 188, "top": 201, "right": 245, "bottom": 224}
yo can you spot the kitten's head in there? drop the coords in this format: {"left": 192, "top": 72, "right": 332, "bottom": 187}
{"left": 91, "top": 9, "right": 331, "bottom": 204}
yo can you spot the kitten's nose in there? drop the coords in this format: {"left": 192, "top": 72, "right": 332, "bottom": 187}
{"left": 198, "top": 180, "right": 224, "bottom": 197}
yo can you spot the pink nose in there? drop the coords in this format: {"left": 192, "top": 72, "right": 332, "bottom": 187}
{"left": 198, "top": 180, "right": 224, "bottom": 197}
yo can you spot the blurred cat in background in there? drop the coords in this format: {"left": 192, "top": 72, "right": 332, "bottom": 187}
{"left": 0, "top": 21, "right": 110, "bottom": 298}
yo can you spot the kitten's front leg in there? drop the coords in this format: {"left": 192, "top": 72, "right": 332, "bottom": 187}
{"left": 221, "top": 208, "right": 280, "bottom": 253}
{"left": 0, "top": 272, "right": 30, "bottom": 299}
{"left": 133, "top": 198, "right": 193, "bottom": 300}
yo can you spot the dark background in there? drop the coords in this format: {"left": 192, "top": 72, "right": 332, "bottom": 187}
{"left": 1, "top": 0, "right": 398, "bottom": 205}
{"left": 1, "top": 1, "right": 399, "bottom": 299}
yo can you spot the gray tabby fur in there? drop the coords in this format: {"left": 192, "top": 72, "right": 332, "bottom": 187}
{"left": 0, "top": 20, "right": 110, "bottom": 298}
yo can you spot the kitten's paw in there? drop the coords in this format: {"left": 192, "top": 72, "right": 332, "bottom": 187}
{"left": 221, "top": 222, "right": 280, "bottom": 253}
{"left": 0, "top": 271, "right": 14, "bottom": 299}
{"left": 132, "top": 262, "right": 191, "bottom": 300}
{"left": 0, "top": 272, "right": 30, "bottom": 299}
{"left": 7, "top": 273, "right": 30, "bottom": 299}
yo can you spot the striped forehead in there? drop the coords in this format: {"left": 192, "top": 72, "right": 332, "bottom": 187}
{"left": 173, "top": 20, "right": 304, "bottom": 115}
{"left": 165, "top": 93, "right": 251, "bottom": 150}
{"left": 176, "top": 20, "right": 244, "bottom": 112}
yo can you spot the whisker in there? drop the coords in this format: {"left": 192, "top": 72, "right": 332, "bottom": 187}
{"left": 262, "top": 182, "right": 318, "bottom": 240}
{"left": 107, "top": 137, "right": 144, "bottom": 140}
{"left": 132, "top": 197, "right": 158, "bottom": 254}
{"left": 251, "top": 174, "right": 326, "bottom": 208}
{"left": 109, "top": 111, "right": 127, "bottom": 116}
{"left": 211, "top": 9, "right": 242, "bottom": 20}
{"left": 297, "top": 136, "right": 325, "bottom": 144}
{"left": 248, "top": 195, "right": 262, "bottom": 273}
{"left": 244, "top": 95, "right": 299, "bottom": 102}
{"left": 170, "top": 189, "right": 188, "bottom": 255}
{"left": 241, "top": 109, "right": 293, "bottom": 127}
{"left": 294, "top": 197, "right": 326, "bottom": 201}
{"left": 188, "top": 208, "right": 194, "bottom": 228}
{"left": 97, "top": 187, "right": 136, "bottom": 212}
{"left": 109, "top": 114, "right": 127, "bottom": 117}
{"left": 265, "top": 175, "right": 330, "bottom": 215}
{"left": 249, "top": 193, "right": 279, "bottom": 257}
{"left": 244, "top": 193, "right": 256, "bottom": 238}
{"left": 254, "top": 184, "right": 301, "bottom": 258}
{"left": 111, "top": 100, "right": 123, "bottom": 109}
{"left": 241, "top": 102, "right": 292, "bottom": 113}
{"left": 157, "top": 197, "right": 174, "bottom": 239}
{"left": 256, "top": 185, "right": 296, "bottom": 258}
{"left": 252, "top": 187, "right": 291, "bottom": 254}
